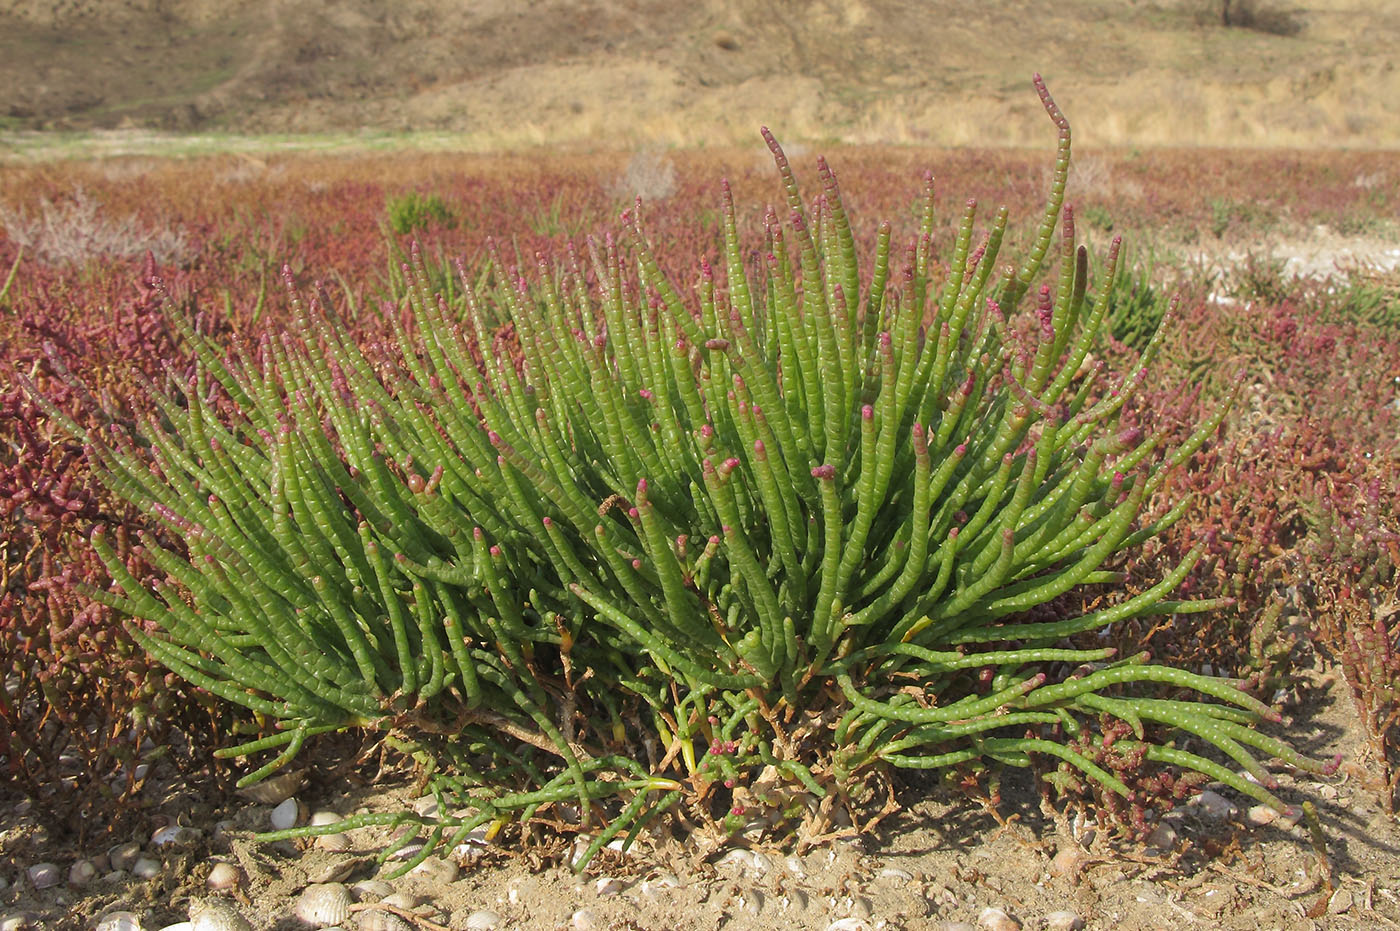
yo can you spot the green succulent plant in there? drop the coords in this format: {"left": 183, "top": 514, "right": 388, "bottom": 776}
{"left": 39, "top": 76, "right": 1336, "bottom": 874}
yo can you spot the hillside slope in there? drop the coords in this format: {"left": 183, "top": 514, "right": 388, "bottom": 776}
{"left": 2, "top": 0, "right": 1397, "bottom": 148}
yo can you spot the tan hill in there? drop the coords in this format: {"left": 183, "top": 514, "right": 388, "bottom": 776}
{"left": 1, "top": 0, "right": 1397, "bottom": 149}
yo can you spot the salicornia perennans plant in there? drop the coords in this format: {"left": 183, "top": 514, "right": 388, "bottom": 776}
{"left": 40, "top": 77, "right": 1336, "bottom": 873}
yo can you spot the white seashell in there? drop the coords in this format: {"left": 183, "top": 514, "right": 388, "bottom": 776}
{"left": 407, "top": 856, "right": 458, "bottom": 884}
{"left": 715, "top": 848, "right": 755, "bottom": 871}
{"left": 1245, "top": 804, "right": 1279, "bottom": 827}
{"left": 310, "top": 811, "right": 344, "bottom": 827}
{"left": 594, "top": 876, "right": 625, "bottom": 896}
{"left": 25, "top": 863, "right": 61, "bottom": 889}
{"left": 640, "top": 872, "right": 681, "bottom": 895}
{"left": 188, "top": 899, "right": 256, "bottom": 931}
{"left": 315, "top": 833, "right": 354, "bottom": 853}
{"left": 155, "top": 923, "right": 194, "bottom": 931}
{"left": 131, "top": 857, "right": 162, "bottom": 879}
{"left": 378, "top": 893, "right": 424, "bottom": 911}
{"left": 350, "top": 879, "right": 395, "bottom": 902}
{"left": 152, "top": 826, "right": 203, "bottom": 847}
{"left": 464, "top": 911, "right": 502, "bottom": 930}
{"left": 1044, "top": 911, "right": 1085, "bottom": 931}
{"left": 94, "top": 912, "right": 143, "bottom": 931}
{"left": 270, "top": 797, "right": 304, "bottom": 831}
{"left": 352, "top": 913, "right": 412, "bottom": 931}
{"left": 236, "top": 770, "right": 307, "bottom": 805}
{"left": 1189, "top": 789, "right": 1238, "bottom": 821}
{"left": 878, "top": 867, "right": 913, "bottom": 883}
{"left": 977, "top": 907, "right": 1021, "bottom": 931}
{"left": 293, "top": 883, "right": 353, "bottom": 927}
{"left": 68, "top": 859, "right": 98, "bottom": 886}
{"left": 308, "top": 858, "right": 360, "bottom": 885}
{"left": 747, "top": 851, "right": 772, "bottom": 875}
{"left": 205, "top": 862, "right": 242, "bottom": 892}
{"left": 784, "top": 855, "right": 806, "bottom": 877}
{"left": 570, "top": 909, "right": 599, "bottom": 931}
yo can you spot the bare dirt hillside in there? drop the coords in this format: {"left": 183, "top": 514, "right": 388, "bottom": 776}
{"left": 1, "top": 0, "right": 1397, "bottom": 149}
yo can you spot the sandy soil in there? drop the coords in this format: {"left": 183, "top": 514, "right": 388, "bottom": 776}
{"left": 2, "top": 649, "right": 1397, "bottom": 931}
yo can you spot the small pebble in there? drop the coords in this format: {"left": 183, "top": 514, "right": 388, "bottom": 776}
{"left": 93, "top": 913, "right": 142, "bottom": 931}
{"left": 464, "top": 910, "right": 502, "bottom": 930}
{"left": 978, "top": 906, "right": 1021, "bottom": 931}
{"left": 878, "top": 866, "right": 914, "bottom": 883}
{"left": 411, "top": 795, "right": 440, "bottom": 818}
{"left": 782, "top": 889, "right": 810, "bottom": 912}
{"left": 1190, "top": 789, "right": 1239, "bottom": 821}
{"left": 25, "top": 863, "right": 61, "bottom": 890}
{"left": 270, "top": 797, "right": 303, "bottom": 831}
{"left": 132, "top": 856, "right": 162, "bottom": 879}
{"left": 1146, "top": 822, "right": 1179, "bottom": 851}
{"left": 784, "top": 855, "right": 807, "bottom": 877}
{"left": 1044, "top": 911, "right": 1085, "bottom": 931}
{"left": 0, "top": 913, "right": 36, "bottom": 931}
{"left": 570, "top": 908, "right": 599, "bottom": 931}
{"left": 108, "top": 842, "right": 141, "bottom": 873}
{"left": 68, "top": 859, "right": 98, "bottom": 887}
{"left": 1050, "top": 846, "right": 1085, "bottom": 878}
{"left": 1328, "top": 887, "right": 1353, "bottom": 915}
{"left": 206, "top": 862, "right": 242, "bottom": 892}
{"left": 737, "top": 887, "right": 764, "bottom": 915}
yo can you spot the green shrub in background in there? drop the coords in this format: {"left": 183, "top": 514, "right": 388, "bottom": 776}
{"left": 386, "top": 190, "right": 457, "bottom": 235}
{"left": 41, "top": 77, "right": 1336, "bottom": 873}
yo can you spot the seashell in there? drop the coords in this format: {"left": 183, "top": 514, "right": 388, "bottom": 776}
{"left": 640, "top": 872, "right": 681, "bottom": 896}
{"left": 977, "top": 907, "right": 1021, "bottom": 931}
{"left": 68, "top": 859, "right": 98, "bottom": 887}
{"left": 0, "top": 912, "right": 37, "bottom": 931}
{"left": 411, "top": 795, "right": 439, "bottom": 818}
{"left": 351, "top": 879, "right": 395, "bottom": 902}
{"left": 464, "top": 911, "right": 502, "bottom": 930}
{"left": 94, "top": 912, "right": 143, "bottom": 931}
{"left": 25, "top": 863, "right": 61, "bottom": 890}
{"left": 108, "top": 842, "right": 142, "bottom": 872}
{"left": 132, "top": 856, "right": 162, "bottom": 879}
{"left": 206, "top": 861, "right": 242, "bottom": 891}
{"left": 293, "top": 883, "right": 353, "bottom": 927}
{"left": 570, "top": 909, "right": 599, "bottom": 931}
{"left": 270, "top": 797, "right": 304, "bottom": 831}
{"left": 1044, "top": 911, "right": 1085, "bottom": 931}
{"left": 152, "top": 825, "right": 203, "bottom": 847}
{"left": 188, "top": 899, "right": 256, "bottom": 931}
{"left": 878, "top": 866, "right": 914, "bottom": 883}
{"left": 784, "top": 855, "right": 807, "bottom": 877}
{"left": 1246, "top": 804, "right": 1280, "bottom": 827}
{"left": 714, "top": 848, "right": 755, "bottom": 871}
{"left": 379, "top": 892, "right": 425, "bottom": 911}
{"left": 1189, "top": 788, "right": 1238, "bottom": 821}
{"left": 407, "top": 856, "right": 457, "bottom": 884}
{"left": 308, "top": 857, "right": 361, "bottom": 885}
{"left": 594, "top": 876, "right": 625, "bottom": 896}
{"left": 353, "top": 913, "right": 412, "bottom": 931}
{"left": 236, "top": 770, "right": 307, "bottom": 805}
{"left": 155, "top": 923, "right": 194, "bottom": 931}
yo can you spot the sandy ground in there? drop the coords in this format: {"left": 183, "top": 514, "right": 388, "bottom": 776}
{"left": 2, "top": 651, "right": 1398, "bottom": 931}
